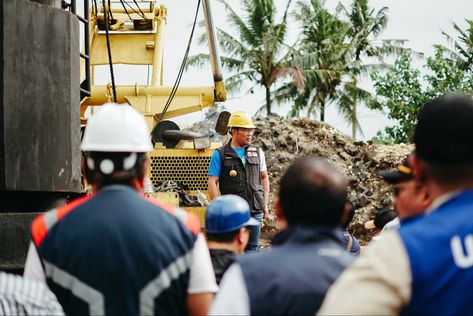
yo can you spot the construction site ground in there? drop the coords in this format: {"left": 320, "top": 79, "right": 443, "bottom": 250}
{"left": 194, "top": 113, "right": 413, "bottom": 246}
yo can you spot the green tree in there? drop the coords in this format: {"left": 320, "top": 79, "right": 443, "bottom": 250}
{"left": 440, "top": 19, "right": 473, "bottom": 72}
{"left": 369, "top": 54, "right": 424, "bottom": 143}
{"left": 339, "top": 0, "right": 414, "bottom": 138}
{"left": 369, "top": 48, "right": 473, "bottom": 144}
{"left": 187, "top": 0, "right": 303, "bottom": 115}
{"left": 282, "top": 0, "right": 351, "bottom": 122}
{"left": 278, "top": 0, "right": 406, "bottom": 139}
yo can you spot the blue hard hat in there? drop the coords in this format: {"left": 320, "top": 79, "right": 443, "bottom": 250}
{"left": 205, "top": 195, "right": 259, "bottom": 233}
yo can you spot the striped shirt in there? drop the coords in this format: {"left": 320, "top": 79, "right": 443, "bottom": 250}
{"left": 0, "top": 272, "right": 63, "bottom": 315}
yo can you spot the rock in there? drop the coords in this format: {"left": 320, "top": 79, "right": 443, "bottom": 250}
{"left": 192, "top": 111, "right": 413, "bottom": 245}
{"left": 266, "top": 157, "right": 279, "bottom": 168}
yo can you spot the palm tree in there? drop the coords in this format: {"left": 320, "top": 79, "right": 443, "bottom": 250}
{"left": 339, "top": 0, "right": 415, "bottom": 138}
{"left": 338, "top": 0, "right": 388, "bottom": 138}
{"left": 440, "top": 19, "right": 473, "bottom": 72}
{"left": 187, "top": 0, "right": 303, "bottom": 115}
{"left": 284, "top": 0, "right": 352, "bottom": 122}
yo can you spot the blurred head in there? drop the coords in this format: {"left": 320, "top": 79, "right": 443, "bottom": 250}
{"left": 80, "top": 103, "right": 153, "bottom": 190}
{"left": 412, "top": 94, "right": 473, "bottom": 189}
{"left": 364, "top": 207, "right": 397, "bottom": 233}
{"left": 392, "top": 179, "right": 430, "bottom": 219}
{"left": 380, "top": 155, "right": 431, "bottom": 219}
{"left": 205, "top": 195, "right": 259, "bottom": 253}
{"left": 277, "top": 156, "right": 347, "bottom": 227}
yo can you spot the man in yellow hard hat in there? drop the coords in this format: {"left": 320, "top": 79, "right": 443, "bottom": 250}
{"left": 208, "top": 111, "right": 270, "bottom": 252}
{"left": 24, "top": 104, "right": 218, "bottom": 315}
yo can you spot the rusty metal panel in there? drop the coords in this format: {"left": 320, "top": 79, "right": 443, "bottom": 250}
{"left": 1, "top": 0, "right": 81, "bottom": 192}
{"left": 149, "top": 148, "right": 213, "bottom": 191}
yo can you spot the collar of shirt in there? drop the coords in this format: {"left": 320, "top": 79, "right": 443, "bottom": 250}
{"left": 425, "top": 190, "right": 463, "bottom": 214}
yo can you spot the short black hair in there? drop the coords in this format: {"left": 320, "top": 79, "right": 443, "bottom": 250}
{"left": 83, "top": 152, "right": 147, "bottom": 188}
{"left": 374, "top": 207, "right": 397, "bottom": 230}
{"left": 279, "top": 156, "right": 347, "bottom": 227}
{"left": 206, "top": 230, "right": 239, "bottom": 243}
{"left": 423, "top": 162, "right": 473, "bottom": 185}
{"left": 414, "top": 94, "right": 473, "bottom": 165}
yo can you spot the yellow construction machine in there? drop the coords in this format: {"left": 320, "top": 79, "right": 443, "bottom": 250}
{"left": 80, "top": 0, "right": 228, "bottom": 223}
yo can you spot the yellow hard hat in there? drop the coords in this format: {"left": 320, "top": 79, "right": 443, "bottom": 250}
{"left": 227, "top": 111, "right": 256, "bottom": 128}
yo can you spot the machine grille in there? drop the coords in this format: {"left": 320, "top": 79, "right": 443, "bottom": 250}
{"left": 150, "top": 155, "right": 211, "bottom": 191}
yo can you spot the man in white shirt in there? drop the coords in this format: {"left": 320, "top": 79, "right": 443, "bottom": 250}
{"left": 24, "top": 104, "right": 218, "bottom": 315}
{"left": 319, "top": 94, "right": 473, "bottom": 315}
{"left": 210, "top": 156, "right": 353, "bottom": 315}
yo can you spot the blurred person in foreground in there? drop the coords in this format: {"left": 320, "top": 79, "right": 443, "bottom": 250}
{"left": 319, "top": 94, "right": 473, "bottom": 315}
{"left": 379, "top": 156, "right": 432, "bottom": 232}
{"left": 205, "top": 195, "right": 259, "bottom": 285}
{"left": 210, "top": 156, "right": 353, "bottom": 315}
{"left": 23, "top": 104, "right": 217, "bottom": 315}
{"left": 0, "top": 272, "right": 63, "bottom": 315}
{"left": 208, "top": 111, "right": 270, "bottom": 252}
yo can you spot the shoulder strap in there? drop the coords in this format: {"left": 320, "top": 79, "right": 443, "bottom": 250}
{"left": 32, "top": 195, "right": 92, "bottom": 247}
{"left": 346, "top": 234, "right": 354, "bottom": 252}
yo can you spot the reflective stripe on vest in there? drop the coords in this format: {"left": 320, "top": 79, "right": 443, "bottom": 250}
{"left": 32, "top": 195, "right": 93, "bottom": 246}
{"left": 145, "top": 197, "right": 200, "bottom": 235}
{"left": 139, "top": 250, "right": 193, "bottom": 315}
{"left": 43, "top": 260, "right": 105, "bottom": 315}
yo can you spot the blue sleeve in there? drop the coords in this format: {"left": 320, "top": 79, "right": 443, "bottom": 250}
{"left": 208, "top": 150, "right": 221, "bottom": 177}
{"left": 351, "top": 238, "right": 361, "bottom": 256}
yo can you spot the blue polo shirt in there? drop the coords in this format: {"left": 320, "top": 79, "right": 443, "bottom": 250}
{"left": 208, "top": 147, "right": 246, "bottom": 177}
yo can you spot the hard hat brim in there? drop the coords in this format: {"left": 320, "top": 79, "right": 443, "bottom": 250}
{"left": 243, "top": 217, "right": 259, "bottom": 227}
{"left": 227, "top": 124, "right": 256, "bottom": 129}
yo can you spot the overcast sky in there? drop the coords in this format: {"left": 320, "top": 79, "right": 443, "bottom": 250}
{"left": 95, "top": 0, "right": 472, "bottom": 139}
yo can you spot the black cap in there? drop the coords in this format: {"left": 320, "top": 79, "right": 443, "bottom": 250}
{"left": 365, "top": 207, "right": 397, "bottom": 230}
{"left": 379, "top": 158, "right": 413, "bottom": 184}
{"left": 414, "top": 94, "right": 473, "bottom": 165}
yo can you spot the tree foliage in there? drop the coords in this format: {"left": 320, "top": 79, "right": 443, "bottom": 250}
{"left": 188, "top": 0, "right": 473, "bottom": 142}
{"left": 275, "top": 0, "right": 408, "bottom": 139}
{"left": 187, "top": 0, "right": 303, "bottom": 115}
{"left": 369, "top": 48, "right": 473, "bottom": 144}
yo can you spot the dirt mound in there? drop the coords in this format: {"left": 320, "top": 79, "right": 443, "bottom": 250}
{"left": 251, "top": 115, "right": 413, "bottom": 245}
{"left": 191, "top": 112, "right": 413, "bottom": 245}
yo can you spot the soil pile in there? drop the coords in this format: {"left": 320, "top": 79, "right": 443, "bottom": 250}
{"left": 192, "top": 113, "right": 413, "bottom": 245}
{"left": 253, "top": 115, "right": 413, "bottom": 245}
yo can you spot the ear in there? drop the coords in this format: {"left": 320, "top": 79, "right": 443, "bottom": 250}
{"left": 274, "top": 198, "right": 284, "bottom": 220}
{"left": 237, "top": 227, "right": 250, "bottom": 252}
{"left": 340, "top": 201, "right": 350, "bottom": 226}
{"left": 274, "top": 198, "right": 289, "bottom": 230}
{"left": 410, "top": 153, "right": 426, "bottom": 183}
{"left": 420, "top": 185, "right": 432, "bottom": 209}
{"left": 141, "top": 156, "right": 150, "bottom": 179}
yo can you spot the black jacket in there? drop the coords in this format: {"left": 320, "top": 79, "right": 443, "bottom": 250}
{"left": 217, "top": 141, "right": 265, "bottom": 211}
{"left": 238, "top": 225, "right": 353, "bottom": 315}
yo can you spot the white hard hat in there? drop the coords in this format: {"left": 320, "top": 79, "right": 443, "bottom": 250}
{"left": 81, "top": 103, "right": 153, "bottom": 152}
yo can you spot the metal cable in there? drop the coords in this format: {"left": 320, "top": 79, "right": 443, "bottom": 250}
{"left": 155, "top": 181, "right": 182, "bottom": 192}
{"left": 92, "top": 0, "right": 98, "bottom": 19}
{"left": 132, "top": 0, "right": 147, "bottom": 19}
{"left": 122, "top": 0, "right": 146, "bottom": 19}
{"left": 102, "top": 0, "right": 117, "bottom": 102}
{"left": 118, "top": 0, "right": 133, "bottom": 21}
{"left": 152, "top": 0, "right": 201, "bottom": 132}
